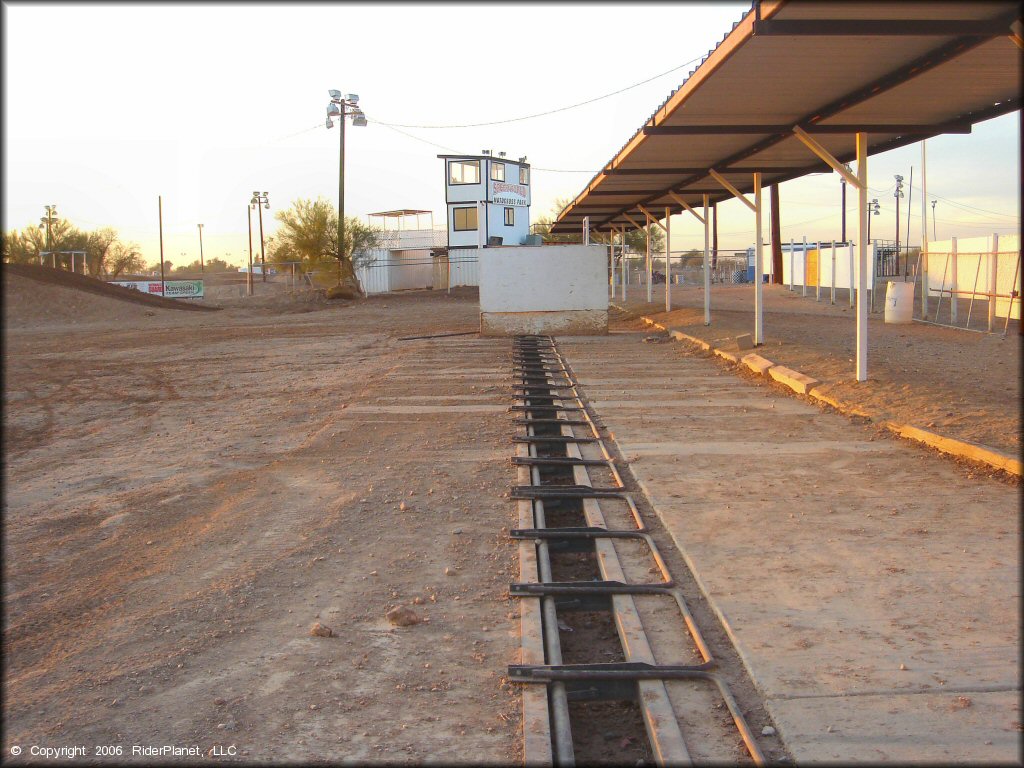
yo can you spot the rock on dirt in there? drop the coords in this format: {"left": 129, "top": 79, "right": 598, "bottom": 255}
{"left": 309, "top": 622, "right": 334, "bottom": 637}
{"left": 386, "top": 606, "right": 421, "bottom": 627}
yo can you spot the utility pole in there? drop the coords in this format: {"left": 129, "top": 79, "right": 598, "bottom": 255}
{"left": 893, "top": 174, "right": 905, "bottom": 275}
{"left": 158, "top": 196, "right": 166, "bottom": 297}
{"left": 251, "top": 192, "right": 269, "bottom": 282}
{"left": 40, "top": 204, "right": 57, "bottom": 267}
{"left": 246, "top": 204, "right": 254, "bottom": 296}
{"left": 197, "top": 223, "right": 205, "bottom": 272}
{"left": 931, "top": 200, "right": 937, "bottom": 240}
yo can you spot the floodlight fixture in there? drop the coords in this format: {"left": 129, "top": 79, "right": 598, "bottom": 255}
{"left": 329, "top": 89, "right": 342, "bottom": 100}
{"left": 345, "top": 93, "right": 358, "bottom": 103}
{"left": 352, "top": 113, "right": 368, "bottom": 127}
{"left": 326, "top": 117, "right": 333, "bottom": 128}
{"left": 327, "top": 103, "right": 341, "bottom": 117}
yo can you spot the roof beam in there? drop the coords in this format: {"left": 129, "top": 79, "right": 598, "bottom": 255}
{"left": 643, "top": 123, "right": 971, "bottom": 135}
{"left": 603, "top": 165, "right": 823, "bottom": 175}
{"left": 636, "top": 204, "right": 667, "bottom": 232}
{"left": 792, "top": 126, "right": 863, "bottom": 189}
{"left": 708, "top": 169, "right": 756, "bottom": 212}
{"left": 668, "top": 191, "right": 705, "bottom": 224}
{"left": 621, "top": 212, "right": 644, "bottom": 231}
{"left": 751, "top": 19, "right": 1014, "bottom": 37}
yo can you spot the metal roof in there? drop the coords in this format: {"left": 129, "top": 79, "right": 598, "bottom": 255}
{"left": 551, "top": 0, "right": 1022, "bottom": 235}
{"left": 368, "top": 209, "right": 433, "bottom": 217}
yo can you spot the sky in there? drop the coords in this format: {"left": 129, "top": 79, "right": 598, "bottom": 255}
{"left": 3, "top": 2, "right": 1020, "bottom": 269}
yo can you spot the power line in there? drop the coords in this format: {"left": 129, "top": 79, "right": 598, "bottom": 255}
{"left": 369, "top": 55, "right": 705, "bottom": 130}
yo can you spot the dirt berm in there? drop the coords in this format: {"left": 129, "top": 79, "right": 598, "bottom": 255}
{"left": 3, "top": 263, "right": 220, "bottom": 312}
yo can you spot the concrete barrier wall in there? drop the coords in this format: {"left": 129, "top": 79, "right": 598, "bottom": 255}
{"left": 479, "top": 244, "right": 608, "bottom": 336}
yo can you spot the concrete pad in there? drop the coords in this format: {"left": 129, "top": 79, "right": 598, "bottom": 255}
{"left": 767, "top": 364, "right": 819, "bottom": 394}
{"left": 346, "top": 405, "right": 508, "bottom": 414}
{"left": 741, "top": 353, "right": 775, "bottom": 375}
{"left": 766, "top": 689, "right": 1020, "bottom": 764}
{"left": 555, "top": 334, "right": 1020, "bottom": 764}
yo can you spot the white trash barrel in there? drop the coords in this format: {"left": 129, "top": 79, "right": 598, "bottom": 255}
{"left": 884, "top": 281, "right": 915, "bottom": 324}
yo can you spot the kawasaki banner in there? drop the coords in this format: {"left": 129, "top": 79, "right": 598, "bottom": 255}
{"left": 112, "top": 280, "right": 204, "bottom": 299}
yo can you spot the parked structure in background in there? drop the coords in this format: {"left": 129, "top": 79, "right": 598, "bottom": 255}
{"left": 439, "top": 152, "right": 532, "bottom": 248}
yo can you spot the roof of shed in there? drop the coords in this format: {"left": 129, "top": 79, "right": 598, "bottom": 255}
{"left": 550, "top": 0, "right": 1021, "bottom": 234}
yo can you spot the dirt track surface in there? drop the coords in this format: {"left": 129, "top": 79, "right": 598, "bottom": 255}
{"left": 3, "top": 287, "right": 521, "bottom": 762}
{"left": 613, "top": 283, "right": 1021, "bottom": 459}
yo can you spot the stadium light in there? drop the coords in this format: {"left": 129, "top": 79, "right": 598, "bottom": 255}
{"left": 326, "top": 90, "right": 367, "bottom": 285}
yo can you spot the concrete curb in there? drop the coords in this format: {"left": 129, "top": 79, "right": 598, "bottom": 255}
{"left": 884, "top": 422, "right": 1023, "bottom": 476}
{"left": 630, "top": 311, "right": 1021, "bottom": 477}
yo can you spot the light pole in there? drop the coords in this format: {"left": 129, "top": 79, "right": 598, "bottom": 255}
{"left": 893, "top": 175, "right": 905, "bottom": 275}
{"left": 931, "top": 200, "right": 937, "bottom": 240}
{"left": 39, "top": 204, "right": 57, "bottom": 267}
{"left": 866, "top": 198, "right": 880, "bottom": 243}
{"left": 246, "top": 204, "right": 254, "bottom": 296}
{"left": 197, "top": 223, "right": 205, "bottom": 272}
{"left": 250, "top": 192, "right": 269, "bottom": 282}
{"left": 327, "top": 90, "right": 367, "bottom": 285}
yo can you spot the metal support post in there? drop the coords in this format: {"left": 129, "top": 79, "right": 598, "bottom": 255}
{"left": 816, "top": 240, "right": 821, "bottom": 302}
{"left": 920, "top": 141, "right": 929, "bottom": 318}
{"left": 664, "top": 208, "right": 672, "bottom": 312}
{"left": 849, "top": 242, "right": 855, "bottom": 308}
{"left": 620, "top": 228, "right": 626, "bottom": 302}
{"left": 754, "top": 173, "right": 764, "bottom": 344}
{"left": 950, "top": 237, "right": 958, "bottom": 323}
{"left": 583, "top": 215, "right": 590, "bottom": 246}
{"left": 703, "top": 194, "right": 711, "bottom": 326}
{"left": 988, "top": 233, "right": 999, "bottom": 331}
{"left": 856, "top": 132, "right": 868, "bottom": 382}
{"left": 830, "top": 240, "right": 836, "bottom": 304}
{"left": 801, "top": 236, "right": 808, "bottom": 298}
{"left": 789, "top": 238, "right": 794, "bottom": 290}
{"left": 645, "top": 214, "right": 653, "bottom": 304}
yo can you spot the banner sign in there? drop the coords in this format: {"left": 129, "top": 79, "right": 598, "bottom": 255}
{"left": 112, "top": 280, "right": 204, "bottom": 299}
{"left": 490, "top": 180, "right": 529, "bottom": 207}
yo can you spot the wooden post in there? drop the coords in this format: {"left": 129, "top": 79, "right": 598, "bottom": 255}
{"left": 770, "top": 183, "right": 783, "bottom": 283}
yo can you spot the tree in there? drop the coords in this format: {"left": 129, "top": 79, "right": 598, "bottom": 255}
{"left": 106, "top": 242, "right": 145, "bottom": 277}
{"left": 85, "top": 227, "right": 119, "bottom": 276}
{"left": 266, "top": 196, "right": 381, "bottom": 295}
{"left": 203, "top": 257, "right": 234, "bottom": 273}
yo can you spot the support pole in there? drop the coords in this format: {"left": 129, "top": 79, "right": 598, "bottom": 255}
{"left": 856, "top": 132, "right": 868, "bottom": 382}
{"left": 645, "top": 214, "right": 653, "bottom": 303}
{"left": 770, "top": 183, "right": 782, "bottom": 283}
{"left": 920, "top": 141, "right": 929, "bottom": 318}
{"left": 849, "top": 242, "right": 855, "bottom": 308}
{"left": 703, "top": 194, "right": 711, "bottom": 325}
{"left": 754, "top": 173, "right": 764, "bottom": 344}
{"left": 664, "top": 208, "right": 672, "bottom": 312}
{"left": 620, "top": 228, "right": 626, "bottom": 302}
{"left": 158, "top": 196, "right": 165, "bottom": 298}
{"left": 802, "top": 236, "right": 808, "bottom": 298}
{"left": 950, "top": 237, "right": 958, "bottom": 323}
{"left": 988, "top": 233, "right": 999, "bottom": 332}
{"left": 583, "top": 216, "right": 590, "bottom": 245}
{"left": 609, "top": 230, "right": 615, "bottom": 299}
{"left": 830, "top": 240, "right": 836, "bottom": 304}
{"left": 789, "top": 238, "right": 794, "bottom": 291}
{"left": 816, "top": 239, "right": 821, "bottom": 302}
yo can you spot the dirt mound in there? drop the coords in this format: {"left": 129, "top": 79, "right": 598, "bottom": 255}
{"left": 3, "top": 263, "right": 219, "bottom": 312}
{"left": 3, "top": 265, "right": 220, "bottom": 331}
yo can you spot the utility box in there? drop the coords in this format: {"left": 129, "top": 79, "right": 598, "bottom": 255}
{"left": 479, "top": 244, "right": 608, "bottom": 336}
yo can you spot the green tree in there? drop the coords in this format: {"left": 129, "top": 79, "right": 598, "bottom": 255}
{"left": 106, "top": 242, "right": 145, "bottom": 277}
{"left": 85, "top": 227, "right": 120, "bottom": 276}
{"left": 203, "top": 257, "right": 234, "bottom": 273}
{"left": 266, "top": 196, "right": 381, "bottom": 294}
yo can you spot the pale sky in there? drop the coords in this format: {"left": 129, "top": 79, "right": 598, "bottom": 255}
{"left": 3, "top": 2, "right": 1019, "bottom": 268}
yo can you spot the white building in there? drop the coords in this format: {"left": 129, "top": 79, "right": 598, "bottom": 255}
{"left": 439, "top": 152, "right": 532, "bottom": 249}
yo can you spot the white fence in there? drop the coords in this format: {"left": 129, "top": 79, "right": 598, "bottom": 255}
{"left": 354, "top": 248, "right": 480, "bottom": 296}
{"left": 922, "top": 235, "right": 1020, "bottom": 329}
